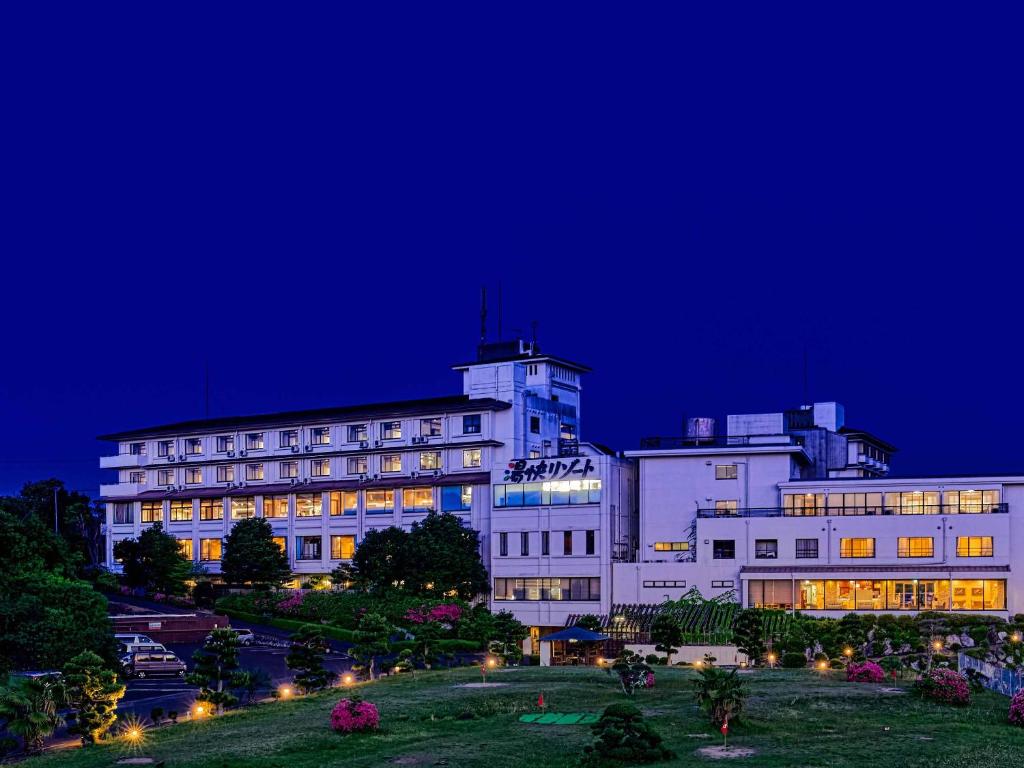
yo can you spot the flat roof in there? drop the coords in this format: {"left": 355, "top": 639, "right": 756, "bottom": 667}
{"left": 783, "top": 472, "right": 1024, "bottom": 484}
{"left": 99, "top": 395, "right": 511, "bottom": 441}
{"left": 451, "top": 353, "right": 591, "bottom": 373}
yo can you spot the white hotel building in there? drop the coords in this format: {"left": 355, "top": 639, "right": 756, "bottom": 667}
{"left": 100, "top": 341, "right": 634, "bottom": 633}
{"left": 615, "top": 403, "right": 1021, "bottom": 618}
{"left": 101, "top": 345, "right": 1020, "bottom": 631}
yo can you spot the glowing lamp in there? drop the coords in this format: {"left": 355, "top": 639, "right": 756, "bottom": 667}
{"left": 692, "top": 659, "right": 703, "bottom": 668}
{"left": 1012, "top": 632, "right": 1022, "bottom": 643}
{"left": 342, "top": 673, "right": 355, "bottom": 685}
{"left": 279, "top": 685, "right": 293, "bottom": 699}
{"left": 487, "top": 657, "right": 497, "bottom": 668}
{"left": 817, "top": 660, "right": 828, "bottom": 670}
{"left": 126, "top": 727, "right": 142, "bottom": 742}
{"left": 843, "top": 648, "right": 853, "bottom": 657}
{"left": 193, "top": 703, "right": 207, "bottom": 718}
{"left": 932, "top": 640, "right": 942, "bottom": 652}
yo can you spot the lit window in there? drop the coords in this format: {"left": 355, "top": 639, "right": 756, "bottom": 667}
{"left": 381, "top": 454, "right": 402, "bottom": 473}
{"left": 330, "top": 491, "right": 358, "bottom": 516}
{"left": 381, "top": 421, "right": 402, "bottom": 440}
{"left": 402, "top": 487, "right": 433, "bottom": 512}
{"left": 492, "top": 577, "right": 600, "bottom": 601}
{"left": 560, "top": 423, "right": 576, "bottom": 440}
{"left": 141, "top": 501, "right": 163, "bottom": 523}
{"left": 170, "top": 500, "right": 193, "bottom": 521}
{"left": 185, "top": 438, "right": 203, "bottom": 455}
{"left": 263, "top": 495, "right": 289, "bottom": 518}
{"left": 441, "top": 485, "right": 472, "bottom": 512}
{"left": 296, "top": 535, "right": 322, "bottom": 560}
{"left": 113, "top": 503, "right": 133, "bottom": 524}
{"left": 200, "top": 499, "right": 223, "bottom": 520}
{"left": 840, "top": 538, "right": 875, "bottom": 558}
{"left": 280, "top": 461, "right": 298, "bottom": 479}
{"left": 272, "top": 536, "right": 286, "bottom": 552}
{"left": 347, "top": 424, "right": 367, "bottom": 442}
{"left": 714, "top": 500, "right": 739, "bottom": 515}
{"left": 217, "top": 465, "right": 234, "bottom": 483}
{"left": 279, "top": 430, "right": 298, "bottom": 448}
{"left": 178, "top": 538, "right": 194, "bottom": 560}
{"left": 898, "top": 537, "right": 934, "bottom": 558}
{"left": 365, "top": 490, "right": 394, "bottom": 513}
{"left": 158, "top": 469, "right": 174, "bottom": 486}
{"left": 463, "top": 449, "right": 482, "bottom": 468}
{"left": 157, "top": 440, "right": 174, "bottom": 457}
{"left": 420, "top": 418, "right": 442, "bottom": 437}
{"left": 331, "top": 535, "right": 356, "bottom": 560}
{"left": 245, "top": 433, "right": 265, "bottom": 450}
{"left": 231, "top": 497, "right": 255, "bottom": 519}
{"left": 311, "top": 459, "right": 330, "bottom": 477}
{"left": 715, "top": 464, "right": 738, "bottom": 480}
{"left": 956, "top": 536, "right": 993, "bottom": 557}
{"left": 462, "top": 414, "right": 481, "bottom": 434}
{"left": 347, "top": 456, "right": 367, "bottom": 474}
{"left": 529, "top": 449, "right": 541, "bottom": 459}
{"left": 311, "top": 427, "right": 331, "bottom": 446}
{"left": 200, "top": 538, "right": 222, "bottom": 561}
{"left": 654, "top": 542, "right": 689, "bottom": 552}
{"left": 216, "top": 435, "right": 234, "bottom": 453}
{"left": 185, "top": 467, "right": 202, "bottom": 484}
{"left": 296, "top": 494, "right": 322, "bottom": 517}
{"left": 419, "top": 451, "right": 442, "bottom": 470}
{"left": 245, "top": 463, "right": 264, "bottom": 481}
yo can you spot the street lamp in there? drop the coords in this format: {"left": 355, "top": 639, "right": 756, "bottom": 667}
{"left": 767, "top": 652, "right": 777, "bottom": 669}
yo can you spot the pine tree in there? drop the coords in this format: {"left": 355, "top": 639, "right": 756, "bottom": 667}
{"left": 63, "top": 651, "right": 125, "bottom": 744}
{"left": 352, "top": 613, "right": 392, "bottom": 680}
{"left": 285, "top": 626, "right": 331, "bottom": 693}
{"left": 187, "top": 629, "right": 240, "bottom": 714}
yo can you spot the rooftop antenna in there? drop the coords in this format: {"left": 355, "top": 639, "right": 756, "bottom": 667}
{"left": 531, "top": 320, "right": 538, "bottom": 351}
{"left": 479, "top": 286, "right": 488, "bottom": 348}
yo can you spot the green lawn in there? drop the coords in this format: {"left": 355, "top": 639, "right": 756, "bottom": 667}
{"left": 37, "top": 667, "right": 1024, "bottom": 768}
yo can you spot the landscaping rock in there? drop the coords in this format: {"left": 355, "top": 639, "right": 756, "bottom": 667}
{"left": 697, "top": 746, "right": 756, "bottom": 759}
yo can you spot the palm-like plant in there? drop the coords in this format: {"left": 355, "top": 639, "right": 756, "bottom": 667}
{"left": 0, "top": 675, "right": 68, "bottom": 754}
{"left": 693, "top": 665, "right": 747, "bottom": 727}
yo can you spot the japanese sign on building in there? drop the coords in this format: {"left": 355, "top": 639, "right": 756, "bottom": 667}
{"left": 499, "top": 457, "right": 595, "bottom": 484}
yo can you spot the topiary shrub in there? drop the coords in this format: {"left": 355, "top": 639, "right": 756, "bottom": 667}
{"left": 782, "top": 652, "right": 807, "bottom": 668}
{"left": 1009, "top": 690, "right": 1024, "bottom": 727}
{"left": 581, "top": 703, "right": 674, "bottom": 765}
{"left": 913, "top": 668, "right": 971, "bottom": 706}
{"left": 846, "top": 661, "right": 884, "bottom": 683}
{"left": 330, "top": 696, "right": 380, "bottom": 733}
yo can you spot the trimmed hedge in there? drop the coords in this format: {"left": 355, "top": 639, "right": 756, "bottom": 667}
{"left": 218, "top": 608, "right": 482, "bottom": 652}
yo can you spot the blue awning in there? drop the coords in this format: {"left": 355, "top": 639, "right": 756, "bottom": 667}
{"left": 538, "top": 627, "right": 609, "bottom": 642}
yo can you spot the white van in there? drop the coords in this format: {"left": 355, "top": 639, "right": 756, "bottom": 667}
{"left": 115, "top": 634, "right": 167, "bottom": 655}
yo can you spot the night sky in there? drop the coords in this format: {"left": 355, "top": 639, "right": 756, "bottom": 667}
{"left": 3, "top": 7, "right": 1023, "bottom": 495}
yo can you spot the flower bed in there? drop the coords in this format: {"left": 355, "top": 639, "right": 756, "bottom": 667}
{"left": 331, "top": 697, "right": 380, "bottom": 733}
{"left": 846, "top": 661, "right": 885, "bottom": 684}
{"left": 1009, "top": 690, "right": 1024, "bottom": 727}
{"left": 913, "top": 668, "right": 971, "bottom": 706}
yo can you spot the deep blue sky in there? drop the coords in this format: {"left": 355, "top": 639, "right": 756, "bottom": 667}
{"left": 2, "top": 7, "right": 1023, "bottom": 495}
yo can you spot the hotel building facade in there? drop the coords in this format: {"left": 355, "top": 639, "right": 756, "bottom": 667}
{"left": 100, "top": 346, "right": 1021, "bottom": 629}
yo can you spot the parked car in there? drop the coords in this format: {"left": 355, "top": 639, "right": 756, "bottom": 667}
{"left": 114, "top": 633, "right": 156, "bottom": 645}
{"left": 118, "top": 640, "right": 168, "bottom": 656}
{"left": 123, "top": 651, "right": 187, "bottom": 678}
{"left": 205, "top": 627, "right": 255, "bottom": 646}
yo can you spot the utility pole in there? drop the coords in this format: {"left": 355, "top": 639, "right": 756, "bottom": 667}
{"left": 53, "top": 486, "right": 59, "bottom": 534}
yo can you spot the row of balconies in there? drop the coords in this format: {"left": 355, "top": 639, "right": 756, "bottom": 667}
{"left": 696, "top": 504, "right": 1008, "bottom": 518}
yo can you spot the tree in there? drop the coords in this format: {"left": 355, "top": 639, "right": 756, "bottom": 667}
{"left": 345, "top": 526, "right": 409, "bottom": 593}
{"left": 221, "top": 517, "right": 292, "bottom": 587}
{"left": 63, "top": 651, "right": 125, "bottom": 744}
{"left": 187, "top": 629, "right": 240, "bottom": 714}
{"left": 489, "top": 611, "right": 529, "bottom": 664}
{"left": 575, "top": 614, "right": 602, "bottom": 632}
{"left": 0, "top": 480, "right": 103, "bottom": 572}
{"left": 351, "top": 613, "right": 392, "bottom": 680}
{"left": 230, "top": 668, "right": 270, "bottom": 706}
{"left": 405, "top": 513, "right": 489, "bottom": 600}
{"left": 0, "top": 674, "right": 67, "bottom": 754}
{"left": 650, "top": 613, "right": 684, "bottom": 666}
{"left": 732, "top": 608, "right": 767, "bottom": 665}
{"left": 113, "top": 522, "right": 193, "bottom": 595}
{"left": 693, "top": 665, "right": 747, "bottom": 727}
{"left": 285, "top": 626, "right": 331, "bottom": 693}
{"left": 612, "top": 650, "right": 652, "bottom": 696}
{"left": 582, "top": 703, "right": 674, "bottom": 766}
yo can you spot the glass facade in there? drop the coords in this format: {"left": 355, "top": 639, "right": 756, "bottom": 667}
{"left": 441, "top": 485, "right": 472, "bottom": 511}
{"left": 492, "top": 577, "right": 601, "bottom": 601}
{"left": 493, "top": 480, "right": 601, "bottom": 507}
{"left": 748, "top": 578, "right": 1007, "bottom": 611}
{"left": 783, "top": 489, "right": 1002, "bottom": 516}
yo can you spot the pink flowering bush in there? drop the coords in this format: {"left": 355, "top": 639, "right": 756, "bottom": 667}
{"left": 914, "top": 668, "right": 971, "bottom": 706}
{"left": 846, "top": 661, "right": 885, "bottom": 684}
{"left": 1009, "top": 690, "right": 1024, "bottom": 727}
{"left": 276, "top": 591, "right": 307, "bottom": 615}
{"left": 330, "top": 697, "right": 380, "bottom": 733}
{"left": 404, "top": 604, "right": 462, "bottom": 625}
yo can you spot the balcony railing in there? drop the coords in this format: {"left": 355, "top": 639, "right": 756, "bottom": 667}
{"left": 639, "top": 434, "right": 803, "bottom": 450}
{"left": 696, "top": 504, "right": 1008, "bottom": 518}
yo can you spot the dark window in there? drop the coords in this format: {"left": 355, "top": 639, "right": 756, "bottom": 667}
{"left": 754, "top": 539, "right": 778, "bottom": 559}
{"left": 541, "top": 531, "right": 550, "bottom": 556}
{"left": 296, "top": 536, "right": 321, "bottom": 561}
{"left": 585, "top": 530, "right": 595, "bottom": 555}
{"left": 530, "top": 415, "right": 541, "bottom": 434}
{"left": 113, "top": 503, "right": 133, "bottom": 524}
{"left": 795, "top": 538, "right": 819, "bottom": 558}
{"left": 713, "top": 540, "right": 735, "bottom": 559}
{"left": 520, "top": 532, "right": 529, "bottom": 556}
{"left": 563, "top": 531, "right": 573, "bottom": 556}
{"left": 462, "top": 414, "right": 481, "bottom": 434}
{"left": 712, "top": 580, "right": 735, "bottom": 588}
{"left": 499, "top": 532, "right": 508, "bottom": 557}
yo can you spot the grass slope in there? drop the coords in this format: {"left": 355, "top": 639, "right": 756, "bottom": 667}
{"left": 37, "top": 667, "right": 1024, "bottom": 768}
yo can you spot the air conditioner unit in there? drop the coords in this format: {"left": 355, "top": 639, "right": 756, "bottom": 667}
{"left": 372, "top": 473, "right": 380, "bottom": 480}
{"left": 304, "top": 478, "right": 312, "bottom": 484}
{"left": 168, "top": 455, "right": 176, "bottom": 462}
{"left": 304, "top": 445, "right": 313, "bottom": 452}
{"left": 238, "top": 482, "right": 245, "bottom": 488}
{"left": 374, "top": 440, "right": 382, "bottom": 447}
{"left": 239, "top": 450, "right": 247, "bottom": 457}
{"left": 291, "top": 446, "right": 299, "bottom": 453}
{"left": 227, "top": 451, "right": 235, "bottom": 457}
{"left": 433, "top": 470, "right": 442, "bottom": 477}
{"left": 290, "top": 478, "right": 298, "bottom": 485}
{"left": 359, "top": 440, "right": 369, "bottom": 449}
{"left": 177, "top": 484, "right": 185, "bottom": 491}
{"left": 411, "top": 471, "right": 418, "bottom": 478}
{"left": 178, "top": 455, "right": 185, "bottom": 461}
